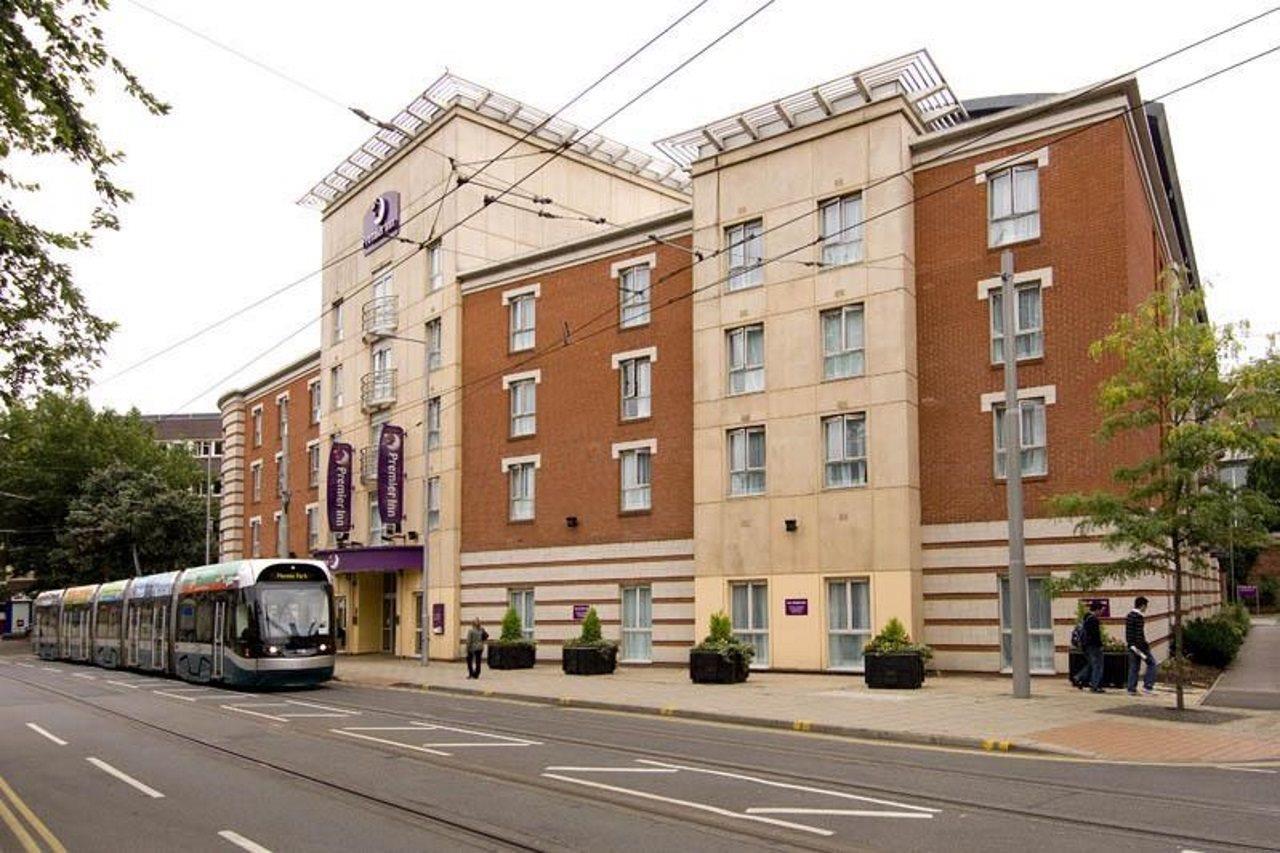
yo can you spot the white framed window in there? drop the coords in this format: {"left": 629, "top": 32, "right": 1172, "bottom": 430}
{"left": 305, "top": 505, "right": 319, "bottom": 552}
{"left": 990, "top": 281, "right": 1044, "bottom": 363}
{"left": 621, "top": 585, "right": 652, "bottom": 663}
{"left": 331, "top": 299, "right": 344, "bottom": 344}
{"left": 822, "top": 413, "right": 867, "bottom": 488}
{"left": 820, "top": 194, "right": 864, "bottom": 267}
{"left": 330, "top": 365, "right": 344, "bottom": 410}
{"left": 726, "top": 324, "right": 764, "bottom": 395}
{"left": 249, "top": 517, "right": 262, "bottom": 558}
{"left": 427, "top": 476, "right": 440, "bottom": 531}
{"left": 827, "top": 579, "right": 871, "bottom": 671}
{"left": 988, "top": 163, "right": 1040, "bottom": 247}
{"left": 251, "top": 406, "right": 263, "bottom": 447}
{"left": 619, "top": 448, "right": 652, "bottom": 511}
{"left": 725, "top": 219, "right": 763, "bottom": 291}
{"left": 730, "top": 581, "right": 769, "bottom": 667}
{"left": 508, "top": 462, "right": 535, "bottom": 521}
{"left": 993, "top": 397, "right": 1047, "bottom": 478}
{"left": 619, "top": 356, "right": 651, "bottom": 420}
{"left": 428, "top": 240, "right": 443, "bottom": 291}
{"left": 307, "top": 442, "right": 320, "bottom": 488}
{"left": 1000, "top": 576, "right": 1055, "bottom": 673}
{"left": 509, "top": 379, "right": 536, "bottom": 437}
{"left": 508, "top": 588, "right": 535, "bottom": 641}
{"left": 821, "top": 304, "right": 865, "bottom": 380}
{"left": 250, "top": 461, "right": 262, "bottom": 502}
{"left": 619, "top": 264, "right": 651, "bottom": 328}
{"left": 371, "top": 344, "right": 393, "bottom": 376}
{"left": 309, "top": 380, "right": 321, "bottom": 424}
{"left": 427, "top": 396, "right": 441, "bottom": 450}
{"left": 510, "top": 294, "right": 536, "bottom": 351}
{"left": 727, "top": 426, "right": 765, "bottom": 496}
{"left": 425, "top": 318, "right": 442, "bottom": 371}
{"left": 371, "top": 265, "right": 393, "bottom": 302}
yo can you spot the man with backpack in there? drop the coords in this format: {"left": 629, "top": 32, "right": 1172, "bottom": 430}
{"left": 1071, "top": 600, "right": 1106, "bottom": 693}
{"left": 1125, "top": 596, "right": 1158, "bottom": 695}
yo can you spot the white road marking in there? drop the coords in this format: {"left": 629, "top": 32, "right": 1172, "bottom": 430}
{"left": 332, "top": 723, "right": 538, "bottom": 756}
{"left": 25, "top": 723, "right": 67, "bottom": 746}
{"left": 541, "top": 773, "right": 833, "bottom": 837}
{"left": 746, "top": 808, "right": 932, "bottom": 819}
{"left": 86, "top": 757, "right": 164, "bottom": 798}
{"left": 284, "top": 700, "right": 359, "bottom": 715}
{"left": 40, "top": 667, "right": 60, "bottom": 672}
{"left": 218, "top": 830, "right": 273, "bottom": 853}
{"left": 331, "top": 729, "right": 451, "bottom": 756}
{"left": 221, "top": 705, "right": 289, "bottom": 722}
{"left": 1215, "top": 765, "right": 1277, "bottom": 774}
{"left": 106, "top": 680, "right": 142, "bottom": 689}
{"left": 71, "top": 673, "right": 96, "bottom": 680}
{"left": 153, "top": 690, "right": 204, "bottom": 702}
{"left": 545, "top": 767, "right": 681, "bottom": 774}
{"left": 15, "top": 662, "right": 36, "bottom": 668}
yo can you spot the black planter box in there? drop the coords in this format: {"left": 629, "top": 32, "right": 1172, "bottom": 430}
{"left": 689, "top": 648, "right": 750, "bottom": 684}
{"left": 562, "top": 644, "right": 617, "bottom": 675}
{"left": 487, "top": 643, "right": 536, "bottom": 670}
{"left": 1067, "top": 650, "right": 1128, "bottom": 688}
{"left": 864, "top": 652, "right": 925, "bottom": 689}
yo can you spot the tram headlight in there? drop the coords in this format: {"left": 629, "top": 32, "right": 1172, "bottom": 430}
{"left": 267, "top": 645, "right": 279, "bottom": 655}
{"left": 319, "top": 643, "right": 328, "bottom": 652}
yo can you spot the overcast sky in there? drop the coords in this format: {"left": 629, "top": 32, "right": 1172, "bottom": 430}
{"left": 55, "top": 0, "right": 1280, "bottom": 414}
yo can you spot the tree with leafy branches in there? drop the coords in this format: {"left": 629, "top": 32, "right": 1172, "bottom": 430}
{"left": 0, "top": 0, "right": 169, "bottom": 404}
{"left": 1050, "top": 271, "right": 1280, "bottom": 709}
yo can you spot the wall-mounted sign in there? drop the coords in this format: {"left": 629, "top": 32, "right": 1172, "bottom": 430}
{"left": 1238, "top": 585, "right": 1258, "bottom": 599}
{"left": 572, "top": 604, "right": 590, "bottom": 621}
{"left": 432, "top": 602, "right": 445, "bottom": 634}
{"left": 362, "top": 191, "right": 401, "bottom": 255}
{"left": 377, "top": 425, "right": 405, "bottom": 525}
{"left": 1080, "top": 597, "right": 1111, "bottom": 617}
{"left": 327, "top": 442, "right": 354, "bottom": 533}
{"left": 784, "top": 598, "right": 809, "bottom": 616}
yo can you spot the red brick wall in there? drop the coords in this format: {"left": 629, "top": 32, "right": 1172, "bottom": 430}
{"left": 915, "top": 117, "right": 1165, "bottom": 525}
{"left": 460, "top": 240, "right": 694, "bottom": 551}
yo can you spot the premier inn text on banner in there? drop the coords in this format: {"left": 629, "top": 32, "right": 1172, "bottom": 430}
{"left": 377, "top": 425, "right": 405, "bottom": 526}
{"left": 327, "top": 442, "right": 353, "bottom": 534}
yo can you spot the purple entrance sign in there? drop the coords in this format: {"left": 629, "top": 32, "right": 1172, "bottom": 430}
{"left": 377, "top": 425, "right": 405, "bottom": 525}
{"left": 572, "top": 604, "right": 590, "bottom": 620}
{"left": 1238, "top": 585, "right": 1258, "bottom": 598}
{"left": 326, "top": 442, "right": 354, "bottom": 533}
{"left": 432, "top": 602, "right": 445, "bottom": 634}
{"left": 362, "top": 191, "right": 401, "bottom": 254}
{"left": 1080, "top": 597, "right": 1111, "bottom": 617}
{"left": 784, "top": 598, "right": 808, "bottom": 616}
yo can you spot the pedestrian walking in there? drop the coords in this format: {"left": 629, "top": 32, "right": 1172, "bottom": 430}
{"left": 1071, "top": 600, "right": 1107, "bottom": 693}
{"left": 1125, "top": 596, "right": 1158, "bottom": 696}
{"left": 465, "top": 618, "right": 488, "bottom": 679}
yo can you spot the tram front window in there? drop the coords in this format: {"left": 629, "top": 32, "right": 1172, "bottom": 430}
{"left": 257, "top": 586, "right": 330, "bottom": 646}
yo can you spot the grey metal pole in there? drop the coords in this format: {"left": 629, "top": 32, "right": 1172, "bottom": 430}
{"left": 420, "top": 364, "right": 431, "bottom": 667}
{"left": 204, "top": 451, "right": 212, "bottom": 564}
{"left": 1001, "top": 249, "right": 1031, "bottom": 699}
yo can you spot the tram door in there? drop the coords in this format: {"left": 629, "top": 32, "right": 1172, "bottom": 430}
{"left": 212, "top": 599, "right": 225, "bottom": 679}
{"left": 381, "top": 574, "right": 397, "bottom": 654}
{"left": 58, "top": 610, "right": 67, "bottom": 658}
{"left": 152, "top": 605, "right": 166, "bottom": 671}
{"left": 127, "top": 606, "right": 141, "bottom": 667}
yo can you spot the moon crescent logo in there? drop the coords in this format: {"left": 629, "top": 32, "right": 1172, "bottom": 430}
{"left": 334, "top": 447, "right": 350, "bottom": 466}
{"left": 385, "top": 431, "right": 402, "bottom": 453}
{"left": 372, "top": 196, "right": 388, "bottom": 225}
{"left": 326, "top": 554, "right": 340, "bottom": 569}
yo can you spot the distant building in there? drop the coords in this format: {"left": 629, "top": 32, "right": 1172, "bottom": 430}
{"left": 140, "top": 412, "right": 223, "bottom": 496}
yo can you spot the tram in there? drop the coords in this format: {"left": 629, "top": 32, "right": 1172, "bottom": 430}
{"left": 30, "top": 560, "right": 335, "bottom": 688}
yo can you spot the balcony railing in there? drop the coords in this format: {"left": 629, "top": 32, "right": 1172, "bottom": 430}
{"left": 360, "top": 369, "right": 397, "bottom": 411}
{"left": 362, "top": 295, "right": 398, "bottom": 340}
{"left": 358, "top": 446, "right": 378, "bottom": 484}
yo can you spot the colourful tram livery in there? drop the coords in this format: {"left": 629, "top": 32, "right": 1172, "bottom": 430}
{"left": 31, "top": 560, "right": 336, "bottom": 688}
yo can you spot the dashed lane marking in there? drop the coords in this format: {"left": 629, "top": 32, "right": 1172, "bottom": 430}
{"left": 25, "top": 723, "right": 67, "bottom": 746}
{"left": 86, "top": 757, "right": 164, "bottom": 799}
{"left": 332, "top": 722, "right": 541, "bottom": 757}
{"left": 218, "top": 830, "right": 273, "bottom": 853}
{"left": 105, "top": 680, "right": 142, "bottom": 689}
{"left": 70, "top": 673, "right": 96, "bottom": 680}
{"left": 221, "top": 705, "right": 289, "bottom": 723}
{"left": 746, "top": 807, "right": 932, "bottom": 819}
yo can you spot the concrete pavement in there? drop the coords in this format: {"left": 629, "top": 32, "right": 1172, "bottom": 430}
{"left": 1204, "top": 616, "right": 1280, "bottom": 711}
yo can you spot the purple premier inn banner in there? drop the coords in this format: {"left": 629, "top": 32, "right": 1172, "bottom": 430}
{"left": 377, "top": 425, "right": 405, "bottom": 525}
{"left": 362, "top": 191, "right": 400, "bottom": 254}
{"left": 327, "top": 442, "right": 354, "bottom": 533}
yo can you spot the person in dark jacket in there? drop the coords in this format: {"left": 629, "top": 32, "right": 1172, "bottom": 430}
{"left": 1071, "top": 600, "right": 1107, "bottom": 693}
{"left": 1125, "top": 596, "right": 1157, "bottom": 695}
{"left": 464, "top": 618, "right": 488, "bottom": 679}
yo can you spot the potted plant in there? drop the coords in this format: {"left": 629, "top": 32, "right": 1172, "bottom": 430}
{"left": 689, "top": 611, "right": 753, "bottom": 683}
{"left": 561, "top": 608, "right": 617, "bottom": 675}
{"left": 486, "top": 607, "right": 536, "bottom": 669}
{"left": 1065, "top": 602, "right": 1127, "bottom": 688}
{"left": 863, "top": 618, "right": 931, "bottom": 689}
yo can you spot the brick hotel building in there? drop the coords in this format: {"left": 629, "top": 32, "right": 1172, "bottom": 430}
{"left": 225, "top": 51, "right": 1218, "bottom": 673}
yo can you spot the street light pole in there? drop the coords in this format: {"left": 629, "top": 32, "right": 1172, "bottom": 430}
{"left": 1001, "top": 249, "right": 1032, "bottom": 699}
{"left": 204, "top": 449, "right": 213, "bottom": 565}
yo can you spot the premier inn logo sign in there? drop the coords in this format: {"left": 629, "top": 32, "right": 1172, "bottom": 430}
{"left": 362, "top": 191, "right": 401, "bottom": 255}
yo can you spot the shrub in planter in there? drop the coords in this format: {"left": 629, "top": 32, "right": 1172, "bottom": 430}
{"left": 863, "top": 618, "right": 930, "bottom": 689}
{"left": 487, "top": 607, "right": 536, "bottom": 670}
{"left": 689, "top": 612, "right": 753, "bottom": 684}
{"left": 562, "top": 608, "right": 617, "bottom": 675}
{"left": 1222, "top": 602, "right": 1252, "bottom": 637}
{"left": 1182, "top": 614, "right": 1244, "bottom": 669}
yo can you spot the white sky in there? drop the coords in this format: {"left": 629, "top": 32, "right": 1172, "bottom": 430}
{"left": 49, "top": 0, "right": 1279, "bottom": 414}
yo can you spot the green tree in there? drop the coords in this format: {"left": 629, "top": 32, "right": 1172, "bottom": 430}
{"left": 0, "top": 394, "right": 200, "bottom": 583}
{"left": 1050, "top": 273, "right": 1280, "bottom": 709}
{"left": 0, "top": 1, "right": 168, "bottom": 404}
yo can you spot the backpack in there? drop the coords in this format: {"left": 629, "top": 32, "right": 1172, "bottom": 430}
{"left": 1070, "top": 619, "right": 1086, "bottom": 650}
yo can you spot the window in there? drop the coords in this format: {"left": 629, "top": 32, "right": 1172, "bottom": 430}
{"left": 177, "top": 597, "right": 197, "bottom": 642}
{"left": 508, "top": 588, "right": 535, "bottom": 641}
{"left": 510, "top": 379, "right": 536, "bottom": 437}
{"left": 619, "top": 356, "right": 651, "bottom": 420}
{"left": 990, "top": 281, "right": 1044, "bottom": 362}
{"left": 993, "top": 398, "right": 1047, "bottom": 478}
{"left": 414, "top": 592, "right": 424, "bottom": 654}
{"left": 988, "top": 163, "right": 1040, "bottom": 247}
{"left": 731, "top": 581, "right": 769, "bottom": 667}
{"left": 330, "top": 365, "right": 344, "bottom": 410}
{"left": 371, "top": 266, "right": 392, "bottom": 303}
{"left": 306, "top": 506, "right": 319, "bottom": 552}
{"left": 508, "top": 462, "right": 535, "bottom": 521}
{"left": 509, "top": 294, "right": 536, "bottom": 351}
{"left": 725, "top": 219, "right": 763, "bottom": 291}
{"left": 427, "top": 396, "right": 441, "bottom": 450}
{"left": 820, "top": 194, "right": 864, "bottom": 266}
{"left": 822, "top": 413, "right": 867, "bottom": 488}
{"left": 308, "top": 443, "right": 320, "bottom": 488}
{"left": 427, "top": 476, "right": 440, "bottom": 530}
{"left": 250, "top": 462, "right": 262, "bottom": 502}
{"left": 621, "top": 586, "right": 652, "bottom": 663}
{"left": 619, "top": 448, "right": 651, "bottom": 511}
{"left": 726, "top": 325, "right": 764, "bottom": 395}
{"left": 1000, "top": 576, "right": 1055, "bottom": 672}
{"left": 332, "top": 299, "right": 344, "bottom": 344}
{"left": 827, "top": 579, "right": 871, "bottom": 670}
{"left": 309, "top": 380, "right": 321, "bottom": 424}
{"left": 425, "top": 318, "right": 442, "bottom": 370}
{"left": 251, "top": 406, "right": 263, "bottom": 447}
{"left": 249, "top": 518, "right": 261, "bottom": 558}
{"left": 368, "top": 494, "right": 383, "bottom": 544}
{"left": 214, "top": 439, "right": 224, "bottom": 456}
{"left": 619, "top": 265, "right": 651, "bottom": 328}
{"left": 727, "top": 426, "right": 765, "bottom": 496}
{"left": 372, "top": 344, "right": 393, "bottom": 376}
{"left": 428, "top": 241, "right": 443, "bottom": 291}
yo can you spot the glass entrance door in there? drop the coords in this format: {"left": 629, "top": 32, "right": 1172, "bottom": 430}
{"left": 731, "top": 582, "right": 770, "bottom": 668}
{"left": 335, "top": 595, "right": 348, "bottom": 651}
{"left": 381, "top": 573, "right": 397, "bottom": 654}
